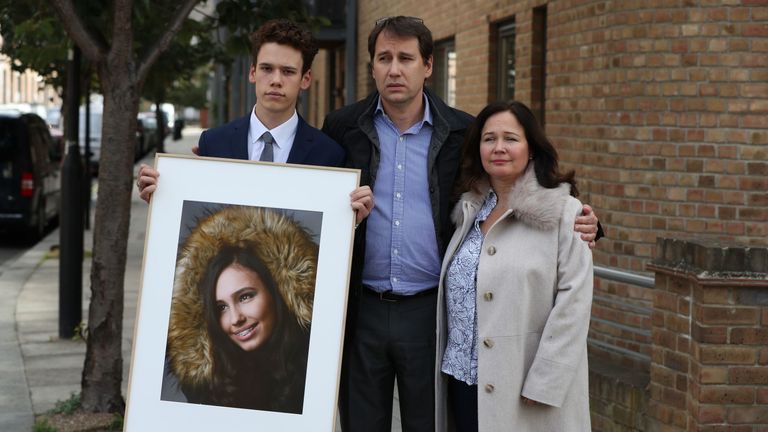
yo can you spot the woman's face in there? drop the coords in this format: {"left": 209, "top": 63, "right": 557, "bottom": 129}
{"left": 479, "top": 110, "right": 530, "bottom": 186}
{"left": 215, "top": 263, "right": 277, "bottom": 352}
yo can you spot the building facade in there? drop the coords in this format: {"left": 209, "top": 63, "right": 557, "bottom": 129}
{"left": 348, "top": 1, "right": 767, "bottom": 430}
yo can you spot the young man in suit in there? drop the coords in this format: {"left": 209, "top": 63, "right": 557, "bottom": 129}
{"left": 138, "top": 19, "right": 372, "bottom": 219}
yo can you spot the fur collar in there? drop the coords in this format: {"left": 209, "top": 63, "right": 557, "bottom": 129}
{"left": 452, "top": 165, "right": 571, "bottom": 231}
{"left": 166, "top": 206, "right": 318, "bottom": 388}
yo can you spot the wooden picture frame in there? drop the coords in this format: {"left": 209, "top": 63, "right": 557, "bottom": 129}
{"left": 125, "top": 154, "right": 358, "bottom": 431}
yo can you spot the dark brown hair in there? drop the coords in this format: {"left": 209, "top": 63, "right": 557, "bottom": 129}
{"left": 249, "top": 19, "right": 318, "bottom": 74}
{"left": 367, "top": 16, "right": 433, "bottom": 65}
{"left": 199, "top": 246, "right": 309, "bottom": 413}
{"left": 456, "top": 100, "right": 578, "bottom": 197}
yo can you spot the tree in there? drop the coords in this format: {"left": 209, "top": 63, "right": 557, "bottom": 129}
{"left": 48, "top": 0, "right": 198, "bottom": 413}
{"left": 0, "top": 0, "right": 98, "bottom": 116}
{"left": 140, "top": 14, "right": 213, "bottom": 151}
{"left": 6, "top": 0, "right": 329, "bottom": 415}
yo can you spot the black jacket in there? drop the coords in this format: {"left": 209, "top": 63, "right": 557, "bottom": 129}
{"left": 322, "top": 88, "right": 474, "bottom": 293}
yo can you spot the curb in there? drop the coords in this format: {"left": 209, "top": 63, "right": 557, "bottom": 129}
{"left": 0, "top": 227, "right": 61, "bottom": 431}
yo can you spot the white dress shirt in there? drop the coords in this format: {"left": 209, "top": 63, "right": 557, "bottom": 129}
{"left": 246, "top": 107, "right": 299, "bottom": 163}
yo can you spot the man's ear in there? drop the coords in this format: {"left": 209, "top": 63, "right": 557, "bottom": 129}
{"left": 300, "top": 69, "right": 312, "bottom": 90}
{"left": 248, "top": 64, "right": 257, "bottom": 84}
{"left": 424, "top": 55, "right": 433, "bottom": 79}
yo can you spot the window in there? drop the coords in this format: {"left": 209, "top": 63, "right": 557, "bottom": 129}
{"left": 431, "top": 39, "right": 456, "bottom": 107}
{"left": 497, "top": 20, "right": 516, "bottom": 102}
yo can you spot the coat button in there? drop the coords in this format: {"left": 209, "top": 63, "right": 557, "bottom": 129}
{"left": 485, "top": 383, "right": 495, "bottom": 393}
{"left": 487, "top": 246, "right": 496, "bottom": 255}
{"left": 484, "top": 291, "right": 493, "bottom": 301}
{"left": 483, "top": 338, "right": 494, "bottom": 348}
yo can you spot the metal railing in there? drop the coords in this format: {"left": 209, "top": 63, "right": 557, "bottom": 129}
{"left": 594, "top": 265, "right": 655, "bottom": 288}
{"left": 589, "top": 265, "right": 656, "bottom": 365}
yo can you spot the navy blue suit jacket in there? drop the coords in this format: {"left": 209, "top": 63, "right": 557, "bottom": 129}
{"left": 198, "top": 114, "right": 345, "bottom": 167}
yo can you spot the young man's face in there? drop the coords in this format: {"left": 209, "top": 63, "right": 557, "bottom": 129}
{"left": 371, "top": 31, "right": 432, "bottom": 110}
{"left": 250, "top": 42, "right": 311, "bottom": 122}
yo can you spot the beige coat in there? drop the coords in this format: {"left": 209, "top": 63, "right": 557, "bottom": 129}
{"left": 435, "top": 167, "right": 593, "bottom": 432}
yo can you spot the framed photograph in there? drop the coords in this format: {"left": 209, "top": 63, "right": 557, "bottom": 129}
{"left": 125, "top": 154, "right": 359, "bottom": 431}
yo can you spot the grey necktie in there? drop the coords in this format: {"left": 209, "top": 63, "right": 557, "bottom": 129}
{"left": 259, "top": 131, "right": 274, "bottom": 162}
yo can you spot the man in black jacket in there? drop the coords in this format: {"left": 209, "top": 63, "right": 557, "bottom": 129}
{"left": 323, "top": 16, "right": 599, "bottom": 432}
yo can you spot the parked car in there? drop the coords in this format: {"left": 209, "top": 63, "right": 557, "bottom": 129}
{"left": 0, "top": 111, "right": 62, "bottom": 239}
{"left": 138, "top": 111, "right": 164, "bottom": 150}
{"left": 136, "top": 112, "right": 160, "bottom": 159}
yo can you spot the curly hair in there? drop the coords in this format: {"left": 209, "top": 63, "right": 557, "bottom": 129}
{"left": 456, "top": 100, "right": 578, "bottom": 198}
{"left": 198, "top": 246, "right": 309, "bottom": 413}
{"left": 250, "top": 19, "right": 318, "bottom": 74}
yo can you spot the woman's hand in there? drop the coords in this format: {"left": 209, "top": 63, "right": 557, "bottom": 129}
{"left": 575, "top": 204, "right": 598, "bottom": 249}
{"left": 136, "top": 164, "right": 160, "bottom": 203}
{"left": 350, "top": 186, "right": 374, "bottom": 225}
{"left": 521, "top": 396, "right": 541, "bottom": 406}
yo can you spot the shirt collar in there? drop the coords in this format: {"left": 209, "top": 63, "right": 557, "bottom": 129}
{"left": 374, "top": 92, "right": 433, "bottom": 129}
{"left": 249, "top": 107, "right": 299, "bottom": 148}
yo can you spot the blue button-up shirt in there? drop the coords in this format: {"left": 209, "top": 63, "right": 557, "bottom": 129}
{"left": 362, "top": 96, "right": 441, "bottom": 295}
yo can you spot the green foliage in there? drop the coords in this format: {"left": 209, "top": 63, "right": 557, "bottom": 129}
{"left": 32, "top": 419, "right": 57, "bottom": 432}
{"left": 141, "top": 14, "right": 214, "bottom": 104}
{"left": 1, "top": 0, "right": 332, "bottom": 108}
{"left": 50, "top": 393, "right": 81, "bottom": 415}
{"left": 108, "top": 413, "right": 124, "bottom": 430}
{"left": 72, "top": 321, "right": 88, "bottom": 342}
{"left": 212, "top": 0, "right": 330, "bottom": 65}
{"left": 0, "top": 0, "right": 69, "bottom": 91}
{"left": 165, "top": 67, "right": 209, "bottom": 108}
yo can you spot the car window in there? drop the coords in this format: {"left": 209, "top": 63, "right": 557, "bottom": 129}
{"left": 0, "top": 119, "right": 21, "bottom": 162}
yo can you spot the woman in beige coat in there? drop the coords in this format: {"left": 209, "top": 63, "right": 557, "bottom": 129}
{"left": 435, "top": 101, "right": 594, "bottom": 431}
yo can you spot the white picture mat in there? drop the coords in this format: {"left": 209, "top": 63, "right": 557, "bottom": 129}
{"left": 125, "top": 154, "right": 358, "bottom": 431}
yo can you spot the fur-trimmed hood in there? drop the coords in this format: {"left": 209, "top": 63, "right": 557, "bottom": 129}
{"left": 166, "top": 205, "right": 318, "bottom": 388}
{"left": 452, "top": 165, "right": 571, "bottom": 230}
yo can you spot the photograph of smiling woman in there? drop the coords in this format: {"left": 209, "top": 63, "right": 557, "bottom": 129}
{"left": 161, "top": 204, "right": 320, "bottom": 413}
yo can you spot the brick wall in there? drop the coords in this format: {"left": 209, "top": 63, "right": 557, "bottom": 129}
{"left": 647, "top": 238, "right": 768, "bottom": 431}
{"left": 356, "top": 0, "right": 767, "bottom": 381}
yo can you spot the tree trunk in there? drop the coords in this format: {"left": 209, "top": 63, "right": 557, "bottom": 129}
{"left": 79, "top": 63, "right": 139, "bottom": 413}
{"left": 49, "top": 0, "right": 200, "bottom": 414}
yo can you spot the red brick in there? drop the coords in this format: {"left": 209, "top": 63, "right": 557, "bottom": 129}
{"left": 651, "top": 363, "right": 677, "bottom": 387}
{"left": 699, "top": 367, "right": 728, "bottom": 384}
{"left": 698, "top": 386, "right": 755, "bottom": 404}
{"left": 664, "top": 350, "right": 689, "bottom": 373}
{"left": 730, "top": 367, "right": 768, "bottom": 385}
{"left": 661, "top": 386, "right": 687, "bottom": 410}
{"left": 698, "top": 346, "right": 757, "bottom": 365}
{"left": 730, "top": 328, "right": 768, "bottom": 345}
{"left": 759, "top": 388, "right": 768, "bottom": 404}
{"left": 697, "top": 306, "right": 759, "bottom": 325}
{"left": 692, "top": 324, "right": 728, "bottom": 344}
{"left": 695, "top": 404, "right": 725, "bottom": 424}
{"left": 696, "top": 287, "right": 731, "bottom": 304}
{"left": 727, "top": 406, "right": 768, "bottom": 424}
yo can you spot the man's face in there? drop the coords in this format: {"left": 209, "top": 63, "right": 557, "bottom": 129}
{"left": 371, "top": 31, "right": 432, "bottom": 110}
{"left": 250, "top": 42, "right": 311, "bottom": 120}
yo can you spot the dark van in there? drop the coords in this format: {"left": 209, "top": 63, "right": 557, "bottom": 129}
{"left": 0, "top": 111, "right": 62, "bottom": 239}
